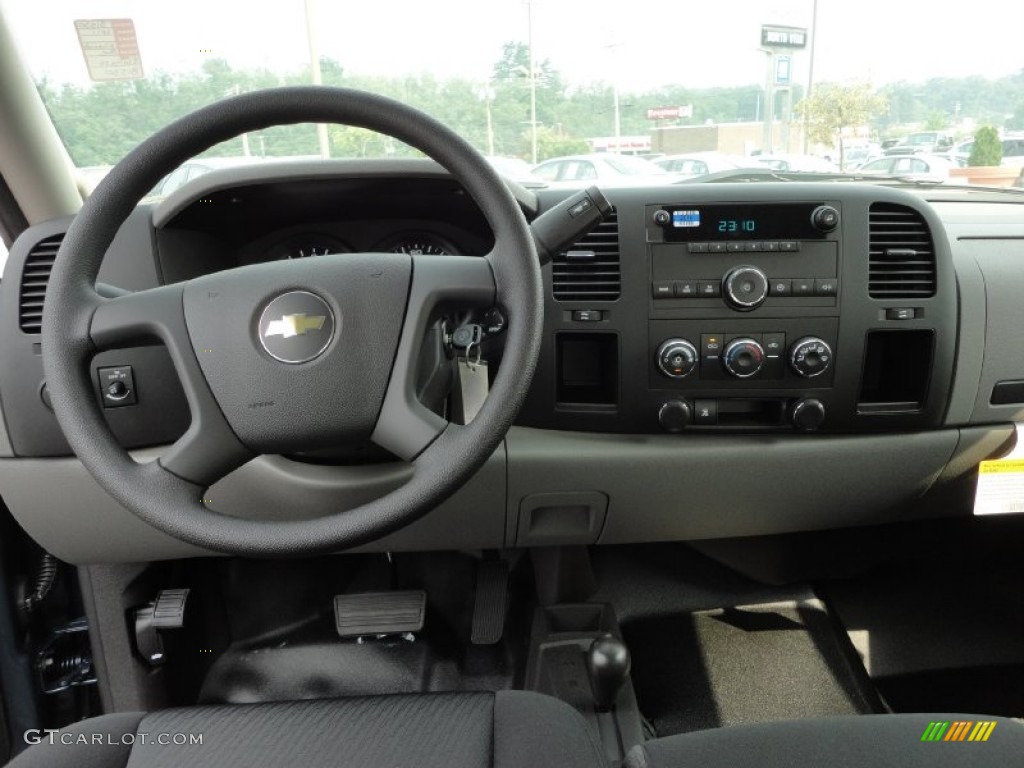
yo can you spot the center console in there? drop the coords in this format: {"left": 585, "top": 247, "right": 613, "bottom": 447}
{"left": 517, "top": 184, "right": 958, "bottom": 435}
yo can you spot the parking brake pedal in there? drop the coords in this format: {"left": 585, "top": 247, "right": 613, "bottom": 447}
{"left": 334, "top": 591, "right": 426, "bottom": 638}
{"left": 471, "top": 559, "right": 509, "bottom": 645}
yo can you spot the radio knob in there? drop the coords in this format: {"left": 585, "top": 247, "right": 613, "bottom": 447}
{"left": 656, "top": 339, "right": 698, "bottom": 379}
{"left": 722, "top": 338, "right": 765, "bottom": 378}
{"left": 811, "top": 205, "right": 840, "bottom": 232}
{"left": 658, "top": 400, "right": 692, "bottom": 432}
{"left": 723, "top": 266, "right": 769, "bottom": 311}
{"left": 791, "top": 398, "right": 826, "bottom": 431}
{"left": 653, "top": 209, "right": 671, "bottom": 226}
{"left": 790, "top": 337, "right": 833, "bottom": 378}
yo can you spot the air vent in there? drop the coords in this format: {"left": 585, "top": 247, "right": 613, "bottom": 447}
{"left": 19, "top": 234, "right": 63, "bottom": 334}
{"left": 868, "top": 203, "right": 935, "bottom": 299}
{"left": 552, "top": 210, "right": 620, "bottom": 301}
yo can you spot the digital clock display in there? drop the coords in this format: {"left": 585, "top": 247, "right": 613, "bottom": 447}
{"left": 660, "top": 203, "right": 828, "bottom": 242}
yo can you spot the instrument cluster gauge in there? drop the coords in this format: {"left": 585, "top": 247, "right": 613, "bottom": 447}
{"left": 376, "top": 232, "right": 459, "bottom": 256}
{"left": 267, "top": 233, "right": 350, "bottom": 261}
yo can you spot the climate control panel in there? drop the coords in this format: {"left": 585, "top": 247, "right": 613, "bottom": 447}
{"left": 649, "top": 318, "right": 838, "bottom": 391}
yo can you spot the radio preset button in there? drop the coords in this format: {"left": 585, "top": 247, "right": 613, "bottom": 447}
{"left": 779, "top": 241, "right": 800, "bottom": 252}
{"left": 722, "top": 338, "right": 765, "bottom": 379}
{"left": 708, "top": 242, "right": 728, "bottom": 253}
{"left": 688, "top": 242, "right": 709, "bottom": 253}
{"left": 762, "top": 241, "right": 780, "bottom": 251}
{"left": 726, "top": 242, "right": 745, "bottom": 252}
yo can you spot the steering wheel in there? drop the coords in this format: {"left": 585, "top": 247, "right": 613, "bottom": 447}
{"left": 41, "top": 87, "right": 543, "bottom": 557}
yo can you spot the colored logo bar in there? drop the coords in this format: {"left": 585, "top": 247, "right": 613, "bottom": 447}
{"left": 921, "top": 721, "right": 997, "bottom": 742}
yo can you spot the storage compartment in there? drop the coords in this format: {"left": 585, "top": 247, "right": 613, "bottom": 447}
{"left": 858, "top": 330, "right": 934, "bottom": 413}
{"left": 556, "top": 332, "right": 618, "bottom": 406}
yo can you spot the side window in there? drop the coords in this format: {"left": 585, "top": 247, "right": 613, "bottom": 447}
{"left": 532, "top": 162, "right": 560, "bottom": 181}
{"left": 1003, "top": 140, "right": 1023, "bottom": 157}
{"left": 691, "top": 160, "right": 708, "bottom": 175}
{"left": 0, "top": 237, "right": 8, "bottom": 279}
{"left": 894, "top": 157, "right": 915, "bottom": 173}
{"left": 575, "top": 161, "right": 597, "bottom": 180}
{"left": 907, "top": 158, "right": 928, "bottom": 172}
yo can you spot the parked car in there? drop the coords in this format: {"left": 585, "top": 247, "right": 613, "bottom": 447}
{"left": 884, "top": 131, "right": 955, "bottom": 156}
{"left": 754, "top": 153, "right": 838, "bottom": 172}
{"left": 653, "top": 152, "right": 749, "bottom": 177}
{"left": 485, "top": 156, "right": 547, "bottom": 187}
{"left": 855, "top": 153, "right": 953, "bottom": 180}
{"left": 532, "top": 153, "right": 674, "bottom": 187}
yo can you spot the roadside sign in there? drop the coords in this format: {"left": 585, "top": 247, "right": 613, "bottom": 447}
{"left": 646, "top": 105, "right": 693, "bottom": 121}
{"left": 74, "top": 19, "right": 144, "bottom": 82}
{"left": 775, "top": 56, "right": 792, "bottom": 85}
{"left": 761, "top": 25, "right": 808, "bottom": 49}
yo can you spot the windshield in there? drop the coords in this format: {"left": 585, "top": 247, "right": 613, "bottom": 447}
{"left": 2, "top": 0, "right": 1024, "bottom": 192}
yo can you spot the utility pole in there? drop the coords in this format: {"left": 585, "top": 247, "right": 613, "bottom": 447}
{"left": 605, "top": 36, "right": 623, "bottom": 153}
{"left": 761, "top": 48, "right": 775, "bottom": 154}
{"left": 305, "top": 0, "right": 331, "bottom": 158}
{"left": 803, "top": 0, "right": 819, "bottom": 154}
{"left": 526, "top": 0, "right": 538, "bottom": 164}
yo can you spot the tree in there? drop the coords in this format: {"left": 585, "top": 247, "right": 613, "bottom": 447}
{"left": 968, "top": 126, "right": 1002, "bottom": 167}
{"left": 796, "top": 83, "right": 888, "bottom": 170}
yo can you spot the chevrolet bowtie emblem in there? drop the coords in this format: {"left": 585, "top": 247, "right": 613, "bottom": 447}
{"left": 263, "top": 313, "right": 327, "bottom": 339}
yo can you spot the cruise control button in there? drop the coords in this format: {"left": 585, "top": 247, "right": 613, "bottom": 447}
{"left": 674, "top": 280, "right": 698, "bottom": 297}
{"left": 815, "top": 278, "right": 838, "bottom": 296}
{"left": 652, "top": 282, "right": 673, "bottom": 298}
{"left": 792, "top": 279, "right": 814, "bottom": 296}
{"left": 697, "top": 280, "right": 721, "bottom": 297}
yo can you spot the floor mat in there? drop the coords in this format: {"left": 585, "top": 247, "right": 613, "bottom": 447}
{"left": 624, "top": 599, "right": 876, "bottom": 737}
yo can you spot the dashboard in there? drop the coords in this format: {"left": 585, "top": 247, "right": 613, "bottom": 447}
{"left": 1, "top": 158, "right": 1023, "bottom": 562}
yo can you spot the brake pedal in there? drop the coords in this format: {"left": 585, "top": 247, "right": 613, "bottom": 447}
{"left": 471, "top": 559, "right": 509, "bottom": 645}
{"left": 333, "top": 591, "right": 426, "bottom": 638}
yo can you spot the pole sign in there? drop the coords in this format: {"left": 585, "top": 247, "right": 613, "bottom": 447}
{"left": 646, "top": 105, "right": 693, "bottom": 120}
{"left": 775, "top": 56, "right": 792, "bottom": 85}
{"left": 761, "top": 25, "right": 808, "bottom": 49}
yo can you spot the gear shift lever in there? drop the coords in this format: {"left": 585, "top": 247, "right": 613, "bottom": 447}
{"left": 585, "top": 634, "right": 631, "bottom": 712}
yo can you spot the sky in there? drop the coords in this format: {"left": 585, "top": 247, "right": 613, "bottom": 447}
{"left": 2, "top": 0, "right": 1022, "bottom": 93}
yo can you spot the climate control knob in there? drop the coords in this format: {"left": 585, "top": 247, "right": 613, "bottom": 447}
{"left": 656, "top": 339, "right": 698, "bottom": 379}
{"left": 722, "top": 338, "right": 765, "bottom": 378}
{"left": 723, "top": 266, "right": 769, "bottom": 311}
{"left": 790, "top": 337, "right": 833, "bottom": 378}
{"left": 658, "top": 400, "right": 692, "bottom": 432}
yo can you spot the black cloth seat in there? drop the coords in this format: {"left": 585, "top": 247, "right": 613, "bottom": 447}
{"left": 9, "top": 691, "right": 605, "bottom": 768}
{"left": 626, "top": 713, "right": 1024, "bottom": 768}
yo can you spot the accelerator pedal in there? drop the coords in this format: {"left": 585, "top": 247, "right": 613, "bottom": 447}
{"left": 471, "top": 559, "right": 509, "bottom": 645}
{"left": 333, "top": 591, "right": 426, "bottom": 638}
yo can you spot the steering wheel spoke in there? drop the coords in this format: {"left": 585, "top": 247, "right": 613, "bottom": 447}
{"left": 90, "top": 284, "right": 253, "bottom": 486}
{"left": 371, "top": 255, "right": 496, "bottom": 461}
